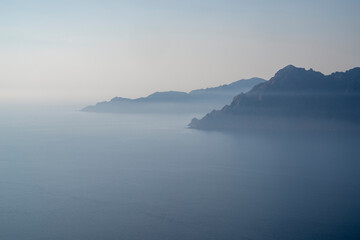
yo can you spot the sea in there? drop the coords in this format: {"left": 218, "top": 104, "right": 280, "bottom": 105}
{"left": 1, "top": 104, "right": 360, "bottom": 240}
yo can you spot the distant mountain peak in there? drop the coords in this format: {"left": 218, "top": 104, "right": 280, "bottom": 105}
{"left": 190, "top": 66, "right": 360, "bottom": 130}
{"left": 283, "top": 64, "right": 297, "bottom": 69}
{"left": 247, "top": 65, "right": 326, "bottom": 93}
{"left": 274, "top": 65, "right": 322, "bottom": 77}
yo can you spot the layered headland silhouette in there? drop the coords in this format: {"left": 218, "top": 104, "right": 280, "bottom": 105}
{"left": 82, "top": 78, "right": 265, "bottom": 114}
{"left": 189, "top": 65, "right": 360, "bottom": 131}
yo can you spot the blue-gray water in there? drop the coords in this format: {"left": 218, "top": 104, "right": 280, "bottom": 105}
{"left": 1, "top": 105, "right": 360, "bottom": 240}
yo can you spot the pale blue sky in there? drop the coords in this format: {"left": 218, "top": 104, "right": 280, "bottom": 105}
{"left": 1, "top": 0, "right": 359, "bottom": 102}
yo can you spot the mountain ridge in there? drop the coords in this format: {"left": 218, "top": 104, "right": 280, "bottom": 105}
{"left": 189, "top": 65, "right": 360, "bottom": 131}
{"left": 82, "top": 77, "right": 266, "bottom": 113}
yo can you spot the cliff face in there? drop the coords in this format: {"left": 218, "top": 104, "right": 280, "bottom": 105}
{"left": 189, "top": 66, "right": 360, "bottom": 130}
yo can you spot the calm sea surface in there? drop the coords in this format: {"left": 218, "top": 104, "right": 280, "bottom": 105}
{"left": 1, "top": 105, "right": 360, "bottom": 240}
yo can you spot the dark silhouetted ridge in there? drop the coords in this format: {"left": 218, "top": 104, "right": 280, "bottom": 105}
{"left": 189, "top": 66, "right": 360, "bottom": 131}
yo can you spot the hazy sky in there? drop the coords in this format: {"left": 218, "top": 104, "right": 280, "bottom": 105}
{"left": 1, "top": 0, "right": 360, "bottom": 103}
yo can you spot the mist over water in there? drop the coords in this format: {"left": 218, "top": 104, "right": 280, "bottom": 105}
{"left": 1, "top": 105, "right": 360, "bottom": 240}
